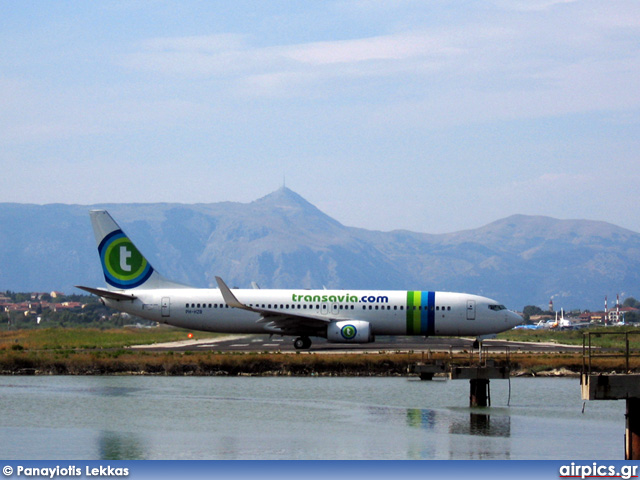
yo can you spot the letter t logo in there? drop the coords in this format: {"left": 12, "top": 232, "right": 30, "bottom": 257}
{"left": 120, "top": 246, "right": 132, "bottom": 272}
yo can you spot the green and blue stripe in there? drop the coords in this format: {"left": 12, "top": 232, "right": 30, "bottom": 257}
{"left": 406, "top": 291, "right": 435, "bottom": 335}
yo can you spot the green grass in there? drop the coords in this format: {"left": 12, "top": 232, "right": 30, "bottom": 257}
{"left": 0, "top": 326, "right": 223, "bottom": 351}
{"left": 498, "top": 326, "right": 640, "bottom": 349}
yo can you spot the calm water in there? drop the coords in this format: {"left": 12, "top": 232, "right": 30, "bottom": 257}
{"left": 0, "top": 376, "right": 625, "bottom": 460}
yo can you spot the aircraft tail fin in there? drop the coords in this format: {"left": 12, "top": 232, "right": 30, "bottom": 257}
{"left": 89, "top": 210, "right": 189, "bottom": 291}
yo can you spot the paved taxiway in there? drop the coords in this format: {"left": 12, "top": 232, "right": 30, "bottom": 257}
{"left": 131, "top": 334, "right": 581, "bottom": 354}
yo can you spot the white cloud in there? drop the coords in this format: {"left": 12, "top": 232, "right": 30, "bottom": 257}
{"left": 490, "top": 0, "right": 579, "bottom": 12}
{"left": 121, "top": 30, "right": 462, "bottom": 80}
{"left": 282, "top": 32, "right": 461, "bottom": 65}
{"left": 114, "top": 0, "right": 640, "bottom": 126}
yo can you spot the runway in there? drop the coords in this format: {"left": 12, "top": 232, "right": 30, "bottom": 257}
{"left": 130, "top": 334, "right": 582, "bottom": 354}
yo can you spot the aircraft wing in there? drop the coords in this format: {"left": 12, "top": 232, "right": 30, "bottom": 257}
{"left": 255, "top": 312, "right": 330, "bottom": 334}
{"left": 215, "top": 276, "right": 331, "bottom": 332}
{"left": 75, "top": 285, "right": 137, "bottom": 301}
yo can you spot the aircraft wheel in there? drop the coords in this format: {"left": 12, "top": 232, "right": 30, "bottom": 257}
{"left": 293, "top": 336, "right": 312, "bottom": 349}
{"left": 472, "top": 339, "right": 480, "bottom": 350}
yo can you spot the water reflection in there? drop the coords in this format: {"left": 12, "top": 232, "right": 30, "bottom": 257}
{"left": 406, "top": 408, "right": 511, "bottom": 459}
{"left": 98, "top": 431, "right": 146, "bottom": 460}
{"left": 406, "top": 408, "right": 510, "bottom": 438}
{"left": 406, "top": 408, "right": 436, "bottom": 429}
{"left": 449, "top": 413, "right": 511, "bottom": 437}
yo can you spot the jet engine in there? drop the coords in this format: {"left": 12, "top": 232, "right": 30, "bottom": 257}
{"left": 326, "top": 320, "right": 374, "bottom": 343}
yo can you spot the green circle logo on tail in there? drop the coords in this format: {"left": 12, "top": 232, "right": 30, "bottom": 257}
{"left": 99, "top": 230, "right": 153, "bottom": 289}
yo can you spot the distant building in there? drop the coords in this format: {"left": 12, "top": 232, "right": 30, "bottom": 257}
{"left": 530, "top": 314, "right": 554, "bottom": 323}
{"left": 607, "top": 306, "right": 638, "bottom": 324}
{"left": 54, "top": 302, "right": 83, "bottom": 311}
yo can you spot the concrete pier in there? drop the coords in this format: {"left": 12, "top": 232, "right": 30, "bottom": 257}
{"left": 582, "top": 374, "right": 640, "bottom": 460}
{"left": 451, "top": 365, "right": 510, "bottom": 407}
{"left": 410, "top": 360, "right": 446, "bottom": 380}
{"left": 411, "top": 351, "right": 511, "bottom": 407}
{"left": 582, "top": 331, "right": 640, "bottom": 460}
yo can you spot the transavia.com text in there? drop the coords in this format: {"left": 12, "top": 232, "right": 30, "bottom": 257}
{"left": 3, "top": 466, "right": 129, "bottom": 478}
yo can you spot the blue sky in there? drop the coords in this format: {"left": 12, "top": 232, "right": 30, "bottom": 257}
{"left": 1, "top": 1, "right": 639, "bottom": 234}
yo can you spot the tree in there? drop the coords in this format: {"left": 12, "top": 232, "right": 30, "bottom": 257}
{"left": 522, "top": 305, "right": 545, "bottom": 322}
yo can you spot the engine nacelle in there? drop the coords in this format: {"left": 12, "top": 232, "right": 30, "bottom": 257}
{"left": 326, "top": 320, "right": 374, "bottom": 343}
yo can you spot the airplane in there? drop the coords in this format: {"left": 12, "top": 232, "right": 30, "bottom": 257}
{"left": 76, "top": 210, "right": 523, "bottom": 349}
{"left": 556, "top": 309, "right": 573, "bottom": 330}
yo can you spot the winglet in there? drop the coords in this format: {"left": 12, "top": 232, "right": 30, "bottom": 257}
{"left": 215, "top": 276, "right": 247, "bottom": 309}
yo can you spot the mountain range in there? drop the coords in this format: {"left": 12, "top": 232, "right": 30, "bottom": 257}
{"left": 1, "top": 187, "right": 638, "bottom": 311}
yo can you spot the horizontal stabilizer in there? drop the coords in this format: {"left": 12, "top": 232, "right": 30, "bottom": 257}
{"left": 75, "top": 285, "right": 137, "bottom": 301}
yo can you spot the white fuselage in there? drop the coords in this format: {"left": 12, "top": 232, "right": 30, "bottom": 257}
{"left": 104, "top": 287, "right": 522, "bottom": 338}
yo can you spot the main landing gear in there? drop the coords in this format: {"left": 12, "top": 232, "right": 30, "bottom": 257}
{"left": 293, "top": 336, "right": 312, "bottom": 350}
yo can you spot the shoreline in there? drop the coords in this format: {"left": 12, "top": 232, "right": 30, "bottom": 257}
{"left": 0, "top": 349, "right": 590, "bottom": 377}
{"left": 3, "top": 328, "right": 637, "bottom": 378}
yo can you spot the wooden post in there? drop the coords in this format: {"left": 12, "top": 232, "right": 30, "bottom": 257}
{"left": 626, "top": 398, "right": 640, "bottom": 460}
{"left": 470, "top": 379, "right": 490, "bottom": 407}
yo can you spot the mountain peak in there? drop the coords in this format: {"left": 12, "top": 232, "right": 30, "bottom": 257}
{"left": 254, "top": 186, "right": 309, "bottom": 206}
{"left": 251, "top": 186, "right": 343, "bottom": 230}
{"left": 253, "top": 187, "right": 323, "bottom": 214}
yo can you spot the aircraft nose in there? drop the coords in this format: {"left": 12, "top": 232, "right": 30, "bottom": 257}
{"left": 508, "top": 310, "right": 524, "bottom": 327}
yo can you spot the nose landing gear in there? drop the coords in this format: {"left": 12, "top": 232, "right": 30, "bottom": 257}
{"left": 293, "top": 336, "right": 312, "bottom": 349}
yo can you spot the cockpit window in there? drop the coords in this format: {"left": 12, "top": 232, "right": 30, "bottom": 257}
{"left": 488, "top": 304, "right": 507, "bottom": 311}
